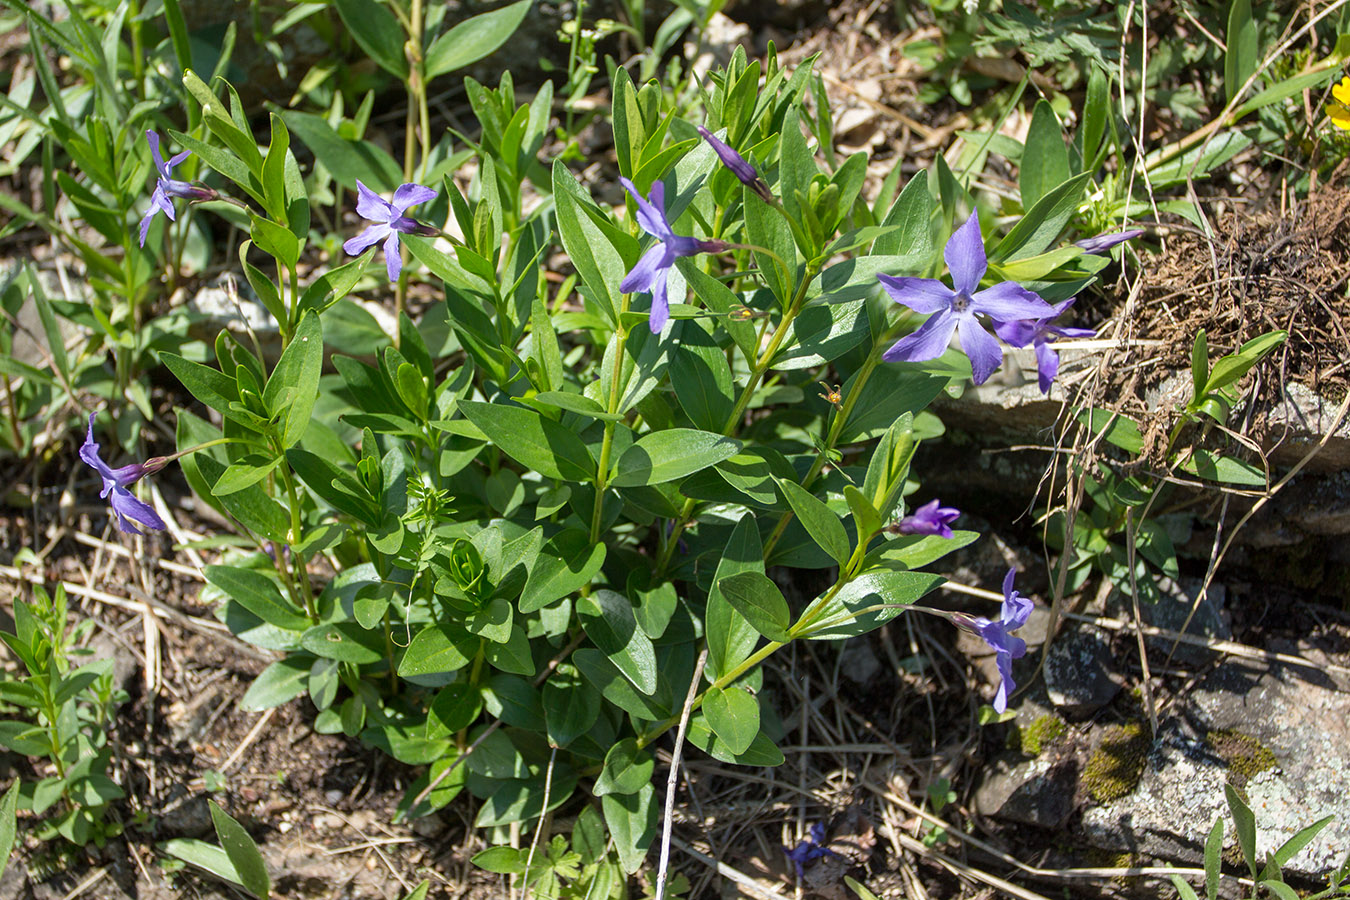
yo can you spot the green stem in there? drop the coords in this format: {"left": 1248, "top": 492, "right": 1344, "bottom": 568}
{"left": 277, "top": 461, "right": 317, "bottom": 622}
{"left": 590, "top": 317, "right": 630, "bottom": 544}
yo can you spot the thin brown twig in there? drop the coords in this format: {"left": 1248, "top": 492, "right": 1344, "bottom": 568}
{"left": 655, "top": 648, "right": 706, "bottom": 900}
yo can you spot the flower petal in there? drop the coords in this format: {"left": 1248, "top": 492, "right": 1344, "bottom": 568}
{"left": 969, "top": 281, "right": 1054, "bottom": 322}
{"left": 1334, "top": 76, "right": 1350, "bottom": 105}
{"left": 391, "top": 183, "right": 437, "bottom": 214}
{"left": 648, "top": 266, "right": 670, "bottom": 333}
{"left": 343, "top": 223, "right": 391, "bottom": 256}
{"left": 877, "top": 274, "right": 955, "bottom": 314}
{"left": 80, "top": 413, "right": 117, "bottom": 489}
{"left": 621, "top": 242, "right": 668, "bottom": 294}
{"left": 993, "top": 318, "right": 1038, "bottom": 347}
{"left": 958, "top": 319, "right": 1004, "bottom": 385}
{"left": 165, "top": 149, "right": 191, "bottom": 173}
{"left": 354, "top": 180, "right": 394, "bottom": 222}
{"left": 1035, "top": 341, "right": 1061, "bottom": 393}
{"left": 882, "top": 310, "right": 958, "bottom": 363}
{"left": 138, "top": 207, "right": 157, "bottom": 248}
{"left": 383, "top": 230, "right": 403, "bottom": 282}
{"left": 620, "top": 177, "right": 672, "bottom": 240}
{"left": 153, "top": 186, "right": 176, "bottom": 222}
{"left": 945, "top": 212, "right": 987, "bottom": 297}
{"left": 109, "top": 486, "right": 167, "bottom": 534}
{"left": 993, "top": 649, "right": 1016, "bottom": 713}
{"left": 146, "top": 130, "right": 169, "bottom": 178}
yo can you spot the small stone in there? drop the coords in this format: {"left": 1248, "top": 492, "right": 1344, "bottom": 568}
{"left": 838, "top": 639, "right": 881, "bottom": 686}
{"left": 975, "top": 753, "right": 1078, "bottom": 829}
{"left": 1044, "top": 630, "right": 1119, "bottom": 715}
{"left": 324, "top": 789, "right": 345, "bottom": 806}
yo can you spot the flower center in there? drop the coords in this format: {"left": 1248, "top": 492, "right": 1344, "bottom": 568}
{"left": 951, "top": 292, "right": 972, "bottom": 313}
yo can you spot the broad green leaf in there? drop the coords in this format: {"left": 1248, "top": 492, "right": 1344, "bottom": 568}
{"left": 1079, "top": 408, "right": 1144, "bottom": 456}
{"left": 301, "top": 622, "right": 386, "bottom": 664}
{"left": 1179, "top": 450, "right": 1266, "bottom": 486}
{"left": 992, "top": 172, "right": 1092, "bottom": 262}
{"left": 278, "top": 109, "right": 400, "bottom": 193}
{"left": 553, "top": 158, "right": 625, "bottom": 324}
{"left": 578, "top": 589, "right": 657, "bottom": 695}
{"left": 425, "top": 0, "right": 531, "bottom": 79}
{"left": 844, "top": 484, "right": 882, "bottom": 542}
{"left": 595, "top": 739, "right": 654, "bottom": 796}
{"left": 459, "top": 400, "right": 595, "bottom": 482}
{"left": 1020, "top": 100, "right": 1070, "bottom": 211}
{"left": 162, "top": 353, "right": 239, "bottom": 421}
{"left": 705, "top": 515, "right": 764, "bottom": 679}
{"left": 0, "top": 781, "right": 17, "bottom": 880}
{"left": 333, "top": 0, "right": 408, "bottom": 78}
{"left": 399, "top": 624, "right": 476, "bottom": 677}
{"left": 1263, "top": 816, "right": 1333, "bottom": 880}
{"left": 210, "top": 801, "right": 270, "bottom": 899}
{"left": 240, "top": 655, "right": 314, "bottom": 710}
{"left": 427, "top": 683, "right": 482, "bottom": 738}
{"left": 671, "top": 318, "right": 735, "bottom": 432}
{"left": 686, "top": 716, "right": 785, "bottom": 767}
{"left": 611, "top": 429, "right": 741, "bottom": 487}
{"left": 519, "top": 530, "right": 605, "bottom": 612}
{"left": 542, "top": 664, "right": 602, "bottom": 748}
{"left": 249, "top": 213, "right": 301, "bottom": 269}
{"left": 716, "top": 572, "right": 791, "bottom": 642}
{"left": 1204, "top": 330, "right": 1286, "bottom": 395}
{"left": 802, "top": 570, "right": 943, "bottom": 640}
{"left": 772, "top": 300, "right": 870, "bottom": 370}
{"left": 602, "top": 783, "right": 656, "bottom": 874}
{"left": 1225, "top": 783, "right": 1259, "bottom": 878}
{"left": 778, "top": 480, "right": 850, "bottom": 566}
{"left": 205, "top": 566, "right": 308, "bottom": 632}
{"left": 163, "top": 839, "right": 247, "bottom": 889}
{"left": 743, "top": 188, "right": 796, "bottom": 306}
{"left": 703, "top": 686, "right": 759, "bottom": 755}
{"left": 1204, "top": 817, "right": 1223, "bottom": 900}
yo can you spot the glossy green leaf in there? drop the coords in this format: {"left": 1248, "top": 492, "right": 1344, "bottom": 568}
{"left": 716, "top": 572, "right": 791, "bottom": 642}
{"left": 424, "top": 0, "right": 530, "bottom": 78}
{"left": 240, "top": 654, "right": 313, "bottom": 710}
{"left": 703, "top": 685, "right": 759, "bottom": 755}
{"left": 263, "top": 310, "right": 322, "bottom": 450}
{"left": 205, "top": 566, "right": 308, "bottom": 632}
{"left": 399, "top": 624, "right": 476, "bottom": 677}
{"left": 209, "top": 801, "right": 270, "bottom": 899}
{"left": 802, "top": 570, "right": 943, "bottom": 640}
{"left": 595, "top": 739, "right": 654, "bottom": 796}
{"left": 778, "top": 479, "right": 850, "bottom": 566}
{"left": 1020, "top": 100, "right": 1070, "bottom": 211}
{"left": 611, "top": 429, "right": 741, "bottom": 487}
{"left": 459, "top": 400, "right": 595, "bottom": 482}
{"left": 705, "top": 515, "right": 764, "bottom": 680}
{"left": 1225, "top": 0, "right": 1258, "bottom": 103}
{"left": 578, "top": 589, "right": 658, "bottom": 695}
{"left": 602, "top": 783, "right": 656, "bottom": 874}
{"left": 519, "top": 530, "right": 605, "bottom": 612}
{"left": 334, "top": 0, "right": 408, "bottom": 78}
{"left": 301, "top": 622, "right": 385, "bottom": 664}
{"left": 543, "top": 664, "right": 602, "bottom": 748}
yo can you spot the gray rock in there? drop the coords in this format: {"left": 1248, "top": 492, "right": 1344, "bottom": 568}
{"left": 1081, "top": 657, "right": 1350, "bottom": 878}
{"left": 1138, "top": 577, "right": 1230, "bottom": 667}
{"left": 1044, "top": 630, "right": 1119, "bottom": 715}
{"left": 975, "top": 753, "right": 1078, "bottom": 830}
{"left": 160, "top": 792, "right": 214, "bottom": 838}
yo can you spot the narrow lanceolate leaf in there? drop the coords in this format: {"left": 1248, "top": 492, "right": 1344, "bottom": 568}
{"left": 778, "top": 479, "right": 850, "bottom": 566}
{"left": 205, "top": 566, "right": 308, "bottom": 632}
{"left": 209, "top": 801, "right": 271, "bottom": 899}
{"left": 0, "top": 781, "right": 18, "bottom": 880}
{"left": 610, "top": 429, "right": 741, "bottom": 487}
{"left": 263, "top": 311, "right": 323, "bottom": 449}
{"left": 716, "top": 572, "right": 791, "bottom": 642}
{"left": 424, "top": 0, "right": 531, "bottom": 78}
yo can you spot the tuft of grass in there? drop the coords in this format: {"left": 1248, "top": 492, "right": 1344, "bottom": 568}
{"left": 1083, "top": 721, "right": 1150, "bottom": 803}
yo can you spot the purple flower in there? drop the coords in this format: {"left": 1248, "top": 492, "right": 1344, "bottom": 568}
{"left": 697, "top": 126, "right": 774, "bottom": 202}
{"left": 995, "top": 298, "right": 1096, "bottom": 394}
{"left": 1075, "top": 229, "right": 1143, "bottom": 254}
{"left": 343, "top": 180, "right": 440, "bottom": 282}
{"left": 783, "top": 823, "right": 837, "bottom": 878}
{"left": 877, "top": 212, "right": 1055, "bottom": 384}
{"left": 954, "top": 569, "right": 1033, "bottom": 713}
{"left": 139, "top": 131, "right": 216, "bottom": 247}
{"left": 892, "top": 499, "right": 961, "bottom": 539}
{"left": 80, "top": 413, "right": 168, "bottom": 535}
{"left": 620, "top": 177, "right": 728, "bottom": 334}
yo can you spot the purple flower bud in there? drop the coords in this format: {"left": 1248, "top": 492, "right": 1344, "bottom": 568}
{"left": 79, "top": 413, "right": 167, "bottom": 535}
{"left": 1074, "top": 229, "right": 1143, "bottom": 254}
{"left": 697, "top": 125, "right": 775, "bottom": 202}
{"left": 890, "top": 499, "right": 960, "bottom": 539}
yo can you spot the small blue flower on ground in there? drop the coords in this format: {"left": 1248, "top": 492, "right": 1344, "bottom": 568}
{"left": 892, "top": 499, "right": 961, "bottom": 539}
{"left": 343, "top": 180, "right": 440, "bottom": 282}
{"left": 995, "top": 299, "right": 1096, "bottom": 393}
{"left": 877, "top": 212, "right": 1055, "bottom": 384}
{"left": 139, "top": 130, "right": 216, "bottom": 247}
{"left": 962, "top": 569, "right": 1033, "bottom": 713}
{"left": 697, "top": 126, "right": 774, "bottom": 202}
{"left": 80, "top": 413, "right": 167, "bottom": 534}
{"left": 620, "top": 177, "right": 728, "bottom": 333}
{"left": 783, "top": 822, "right": 837, "bottom": 878}
{"left": 1075, "top": 229, "right": 1143, "bottom": 254}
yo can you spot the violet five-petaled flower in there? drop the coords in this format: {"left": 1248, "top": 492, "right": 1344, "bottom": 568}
{"left": 620, "top": 177, "right": 728, "bottom": 333}
{"left": 994, "top": 298, "right": 1096, "bottom": 394}
{"left": 139, "top": 130, "right": 216, "bottom": 248}
{"left": 955, "top": 569, "right": 1033, "bottom": 713}
{"left": 877, "top": 212, "right": 1055, "bottom": 385}
{"left": 80, "top": 413, "right": 168, "bottom": 535}
{"left": 696, "top": 126, "right": 774, "bottom": 202}
{"left": 1074, "top": 228, "right": 1143, "bottom": 254}
{"left": 783, "top": 823, "right": 837, "bottom": 879}
{"left": 892, "top": 499, "right": 961, "bottom": 539}
{"left": 343, "top": 180, "right": 440, "bottom": 282}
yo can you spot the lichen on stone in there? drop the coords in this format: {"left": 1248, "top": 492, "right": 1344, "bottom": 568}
{"left": 1207, "top": 729, "right": 1277, "bottom": 787}
{"left": 1084, "top": 721, "right": 1150, "bottom": 803}
{"left": 1008, "top": 714, "right": 1068, "bottom": 756}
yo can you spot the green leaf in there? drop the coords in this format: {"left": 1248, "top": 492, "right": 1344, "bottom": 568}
{"left": 778, "top": 480, "right": 850, "bottom": 566}
{"left": 399, "top": 881, "right": 431, "bottom": 900}
{"left": 1179, "top": 450, "right": 1266, "bottom": 486}
{"left": 163, "top": 839, "right": 248, "bottom": 889}
{"left": 1079, "top": 408, "right": 1144, "bottom": 456}
{"left": 595, "top": 739, "right": 654, "bottom": 796}
{"left": 519, "top": 531, "right": 605, "bottom": 612}
{"left": 542, "top": 665, "right": 602, "bottom": 748}
{"left": 427, "top": 683, "right": 482, "bottom": 738}
{"left": 611, "top": 429, "right": 741, "bottom": 487}
{"left": 240, "top": 655, "right": 313, "bottom": 710}
{"left": 424, "top": 0, "right": 530, "bottom": 78}
{"left": 602, "top": 783, "right": 656, "bottom": 874}
{"left": 844, "top": 484, "right": 882, "bottom": 542}
{"left": 162, "top": 353, "right": 239, "bottom": 421}
{"left": 1204, "top": 330, "right": 1286, "bottom": 395}
{"left": 1264, "top": 815, "right": 1333, "bottom": 877}
{"left": 300, "top": 622, "right": 386, "bottom": 665}
{"left": 578, "top": 589, "right": 658, "bottom": 696}
{"left": 992, "top": 171, "right": 1092, "bottom": 262}
{"left": 686, "top": 716, "right": 785, "bottom": 767}
{"left": 1225, "top": 783, "right": 1259, "bottom": 878}
{"left": 472, "top": 846, "right": 525, "bottom": 875}
{"left": 1020, "top": 100, "right": 1070, "bottom": 211}
{"left": 670, "top": 318, "right": 735, "bottom": 433}
{"left": 743, "top": 188, "right": 796, "bottom": 306}
{"left": 261, "top": 112, "right": 290, "bottom": 220}
{"left": 205, "top": 566, "right": 308, "bottom": 632}
{"left": 333, "top": 0, "right": 408, "bottom": 78}
{"left": 195, "top": 454, "right": 291, "bottom": 542}
{"left": 802, "top": 571, "right": 943, "bottom": 640}
{"left": 1203, "top": 817, "right": 1222, "bottom": 900}
{"left": 702, "top": 686, "right": 759, "bottom": 755}
{"left": 399, "top": 624, "right": 476, "bottom": 677}
{"left": 459, "top": 400, "right": 595, "bottom": 482}
{"left": 0, "top": 781, "right": 17, "bottom": 880}
{"left": 872, "top": 171, "right": 936, "bottom": 261}
{"left": 211, "top": 454, "right": 284, "bottom": 497}
{"left": 1170, "top": 874, "right": 1201, "bottom": 900}
{"left": 250, "top": 213, "right": 301, "bottom": 269}
{"left": 771, "top": 300, "right": 870, "bottom": 370}
{"left": 705, "top": 515, "right": 764, "bottom": 680}
{"left": 553, "top": 158, "right": 625, "bottom": 324}
{"left": 278, "top": 109, "right": 401, "bottom": 193}
{"left": 1191, "top": 329, "right": 1209, "bottom": 401}
{"left": 1258, "top": 882, "right": 1300, "bottom": 900}
{"left": 716, "top": 572, "right": 791, "bottom": 643}
{"left": 1225, "top": 0, "right": 1258, "bottom": 103}
{"left": 209, "top": 801, "right": 270, "bottom": 899}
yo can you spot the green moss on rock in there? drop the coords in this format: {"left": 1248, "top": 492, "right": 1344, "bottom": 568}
{"left": 1008, "top": 714, "right": 1069, "bottom": 755}
{"left": 1084, "top": 721, "right": 1150, "bottom": 803}
{"left": 1207, "top": 729, "right": 1277, "bottom": 787}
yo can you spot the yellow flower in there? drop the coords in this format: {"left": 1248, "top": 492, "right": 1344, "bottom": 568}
{"left": 1328, "top": 76, "right": 1350, "bottom": 130}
